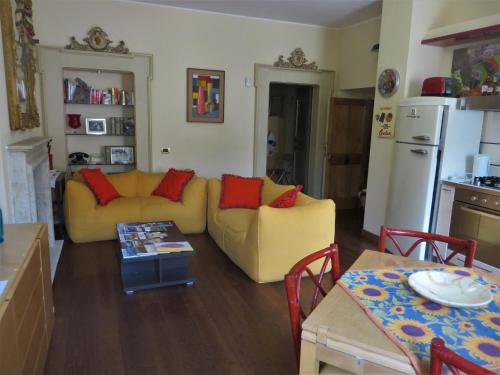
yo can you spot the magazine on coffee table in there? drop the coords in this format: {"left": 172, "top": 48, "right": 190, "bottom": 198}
{"left": 117, "top": 221, "right": 193, "bottom": 258}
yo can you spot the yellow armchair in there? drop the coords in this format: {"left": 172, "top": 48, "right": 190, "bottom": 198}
{"left": 207, "top": 177, "right": 335, "bottom": 283}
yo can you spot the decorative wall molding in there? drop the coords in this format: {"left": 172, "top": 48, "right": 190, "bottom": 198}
{"left": 65, "top": 27, "right": 130, "bottom": 54}
{"left": 273, "top": 48, "right": 318, "bottom": 70}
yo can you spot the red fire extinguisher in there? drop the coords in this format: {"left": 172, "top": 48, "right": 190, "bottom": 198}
{"left": 47, "top": 140, "right": 53, "bottom": 170}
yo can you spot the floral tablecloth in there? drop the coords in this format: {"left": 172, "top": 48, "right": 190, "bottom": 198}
{"left": 337, "top": 267, "right": 499, "bottom": 374}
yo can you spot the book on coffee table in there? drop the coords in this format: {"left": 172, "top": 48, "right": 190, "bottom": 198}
{"left": 154, "top": 241, "right": 193, "bottom": 253}
{"left": 117, "top": 221, "right": 193, "bottom": 257}
{"left": 117, "top": 221, "right": 196, "bottom": 293}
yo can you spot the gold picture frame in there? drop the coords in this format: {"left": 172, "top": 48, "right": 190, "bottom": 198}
{"left": 0, "top": 0, "right": 40, "bottom": 130}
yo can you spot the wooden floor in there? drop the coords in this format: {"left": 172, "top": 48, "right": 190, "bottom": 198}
{"left": 44, "top": 209, "right": 375, "bottom": 375}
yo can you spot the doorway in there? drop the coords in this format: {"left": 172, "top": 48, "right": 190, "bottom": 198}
{"left": 266, "top": 83, "right": 313, "bottom": 192}
{"left": 325, "top": 97, "right": 373, "bottom": 209}
{"left": 254, "top": 64, "right": 334, "bottom": 198}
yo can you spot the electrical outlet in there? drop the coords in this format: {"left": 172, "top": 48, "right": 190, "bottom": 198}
{"left": 161, "top": 147, "right": 171, "bottom": 154}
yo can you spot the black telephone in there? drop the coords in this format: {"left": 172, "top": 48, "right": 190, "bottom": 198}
{"left": 68, "top": 152, "right": 90, "bottom": 165}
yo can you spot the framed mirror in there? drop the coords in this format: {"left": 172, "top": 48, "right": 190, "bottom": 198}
{"left": 0, "top": 0, "right": 40, "bottom": 130}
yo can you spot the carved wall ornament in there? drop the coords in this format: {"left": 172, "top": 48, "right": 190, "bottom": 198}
{"left": 65, "top": 27, "right": 130, "bottom": 54}
{"left": 273, "top": 48, "right": 318, "bottom": 70}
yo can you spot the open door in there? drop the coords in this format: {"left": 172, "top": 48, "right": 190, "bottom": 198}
{"left": 325, "top": 98, "right": 373, "bottom": 209}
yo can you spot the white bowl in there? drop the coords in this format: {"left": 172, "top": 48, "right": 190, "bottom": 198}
{"left": 408, "top": 271, "right": 493, "bottom": 308}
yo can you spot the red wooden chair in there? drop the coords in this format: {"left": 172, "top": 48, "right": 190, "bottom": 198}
{"left": 379, "top": 226, "right": 477, "bottom": 267}
{"left": 284, "top": 244, "right": 341, "bottom": 367}
{"left": 430, "top": 338, "right": 495, "bottom": 375}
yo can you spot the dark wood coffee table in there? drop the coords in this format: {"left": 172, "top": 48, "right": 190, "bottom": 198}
{"left": 117, "top": 221, "right": 195, "bottom": 294}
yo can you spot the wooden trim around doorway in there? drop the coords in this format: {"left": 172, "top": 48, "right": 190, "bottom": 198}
{"left": 331, "top": 97, "right": 374, "bottom": 106}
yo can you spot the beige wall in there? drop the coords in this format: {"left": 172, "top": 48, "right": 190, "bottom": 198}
{"left": 33, "top": 0, "right": 340, "bottom": 180}
{"left": 429, "top": 0, "right": 500, "bottom": 29}
{"left": 337, "top": 17, "right": 381, "bottom": 92}
{"left": 363, "top": 0, "right": 414, "bottom": 235}
{"left": 0, "top": 34, "right": 44, "bottom": 222}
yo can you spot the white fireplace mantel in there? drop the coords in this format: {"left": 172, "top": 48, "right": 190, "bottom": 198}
{"left": 6, "top": 136, "right": 62, "bottom": 281}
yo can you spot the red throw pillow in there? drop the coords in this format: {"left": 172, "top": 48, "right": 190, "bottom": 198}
{"left": 269, "top": 185, "right": 303, "bottom": 208}
{"left": 80, "top": 168, "right": 121, "bottom": 205}
{"left": 152, "top": 168, "right": 195, "bottom": 202}
{"left": 219, "top": 174, "right": 264, "bottom": 209}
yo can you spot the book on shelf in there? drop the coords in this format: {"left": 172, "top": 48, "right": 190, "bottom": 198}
{"left": 63, "top": 77, "right": 134, "bottom": 105}
{"left": 106, "top": 117, "right": 134, "bottom": 135}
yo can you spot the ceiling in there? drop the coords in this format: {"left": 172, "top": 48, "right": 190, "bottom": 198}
{"left": 125, "top": 0, "right": 382, "bottom": 28}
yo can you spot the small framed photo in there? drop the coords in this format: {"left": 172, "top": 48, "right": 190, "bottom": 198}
{"left": 86, "top": 118, "right": 107, "bottom": 135}
{"left": 108, "top": 146, "right": 135, "bottom": 165}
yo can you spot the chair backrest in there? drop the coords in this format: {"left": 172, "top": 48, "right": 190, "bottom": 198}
{"left": 284, "top": 244, "right": 341, "bottom": 367}
{"left": 379, "top": 226, "right": 477, "bottom": 267}
{"left": 430, "top": 338, "right": 495, "bottom": 375}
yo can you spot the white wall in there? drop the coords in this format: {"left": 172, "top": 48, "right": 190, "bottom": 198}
{"left": 33, "top": 0, "right": 340, "bottom": 179}
{"left": 0, "top": 32, "right": 44, "bottom": 223}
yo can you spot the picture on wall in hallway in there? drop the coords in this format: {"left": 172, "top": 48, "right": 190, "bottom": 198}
{"left": 187, "top": 68, "right": 225, "bottom": 123}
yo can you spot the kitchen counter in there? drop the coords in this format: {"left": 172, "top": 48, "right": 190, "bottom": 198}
{"left": 441, "top": 179, "right": 500, "bottom": 197}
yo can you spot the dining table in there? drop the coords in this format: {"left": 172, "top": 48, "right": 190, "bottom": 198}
{"left": 299, "top": 249, "right": 500, "bottom": 375}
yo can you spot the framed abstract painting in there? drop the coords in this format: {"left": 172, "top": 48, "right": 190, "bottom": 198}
{"left": 187, "top": 68, "right": 225, "bottom": 123}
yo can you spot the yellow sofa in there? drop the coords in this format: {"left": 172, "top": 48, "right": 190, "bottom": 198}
{"left": 64, "top": 170, "right": 207, "bottom": 243}
{"left": 207, "top": 176, "right": 335, "bottom": 283}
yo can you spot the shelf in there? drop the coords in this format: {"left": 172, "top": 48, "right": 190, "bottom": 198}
{"left": 64, "top": 102, "right": 134, "bottom": 107}
{"left": 421, "top": 15, "right": 500, "bottom": 46}
{"left": 65, "top": 133, "right": 135, "bottom": 136}
{"left": 458, "top": 96, "right": 500, "bottom": 112}
{"left": 68, "top": 163, "right": 136, "bottom": 166}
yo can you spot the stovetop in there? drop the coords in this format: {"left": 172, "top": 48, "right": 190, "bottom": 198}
{"left": 472, "top": 176, "right": 500, "bottom": 190}
{"left": 442, "top": 177, "right": 500, "bottom": 198}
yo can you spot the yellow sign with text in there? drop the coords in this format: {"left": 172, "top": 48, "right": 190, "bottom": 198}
{"left": 375, "top": 106, "right": 395, "bottom": 138}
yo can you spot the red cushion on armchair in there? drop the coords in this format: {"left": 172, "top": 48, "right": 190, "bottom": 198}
{"left": 219, "top": 174, "right": 264, "bottom": 209}
{"left": 270, "top": 184, "right": 303, "bottom": 208}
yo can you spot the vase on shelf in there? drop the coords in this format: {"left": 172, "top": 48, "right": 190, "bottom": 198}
{"left": 67, "top": 114, "right": 81, "bottom": 129}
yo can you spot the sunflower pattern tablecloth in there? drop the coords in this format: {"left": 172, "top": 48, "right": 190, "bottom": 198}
{"left": 337, "top": 267, "right": 499, "bottom": 374}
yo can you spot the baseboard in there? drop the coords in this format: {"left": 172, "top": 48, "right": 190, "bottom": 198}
{"left": 50, "top": 240, "right": 64, "bottom": 283}
{"left": 361, "top": 229, "right": 379, "bottom": 245}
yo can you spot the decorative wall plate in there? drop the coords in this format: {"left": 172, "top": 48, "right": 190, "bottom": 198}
{"left": 377, "top": 68, "right": 400, "bottom": 97}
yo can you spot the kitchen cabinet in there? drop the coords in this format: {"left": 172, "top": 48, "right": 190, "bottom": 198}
{"left": 0, "top": 224, "right": 54, "bottom": 374}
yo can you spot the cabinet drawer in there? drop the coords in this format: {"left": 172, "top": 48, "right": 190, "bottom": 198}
{"left": 21, "top": 306, "right": 45, "bottom": 375}
{"left": 16, "top": 275, "right": 44, "bottom": 365}
{"left": 8, "top": 243, "right": 41, "bottom": 324}
{"left": 0, "top": 303, "right": 20, "bottom": 375}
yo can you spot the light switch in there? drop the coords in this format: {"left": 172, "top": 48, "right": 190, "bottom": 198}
{"left": 161, "top": 147, "right": 171, "bottom": 154}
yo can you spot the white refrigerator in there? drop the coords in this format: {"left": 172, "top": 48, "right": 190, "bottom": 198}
{"left": 385, "top": 97, "right": 484, "bottom": 260}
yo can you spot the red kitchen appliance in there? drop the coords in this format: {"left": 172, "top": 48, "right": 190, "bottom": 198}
{"left": 421, "top": 77, "right": 456, "bottom": 97}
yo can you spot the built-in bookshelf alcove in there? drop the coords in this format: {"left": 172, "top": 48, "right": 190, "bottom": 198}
{"left": 38, "top": 46, "right": 153, "bottom": 173}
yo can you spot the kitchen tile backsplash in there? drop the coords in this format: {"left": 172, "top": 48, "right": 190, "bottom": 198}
{"left": 480, "top": 111, "right": 500, "bottom": 176}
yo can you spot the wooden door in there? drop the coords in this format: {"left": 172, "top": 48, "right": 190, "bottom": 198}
{"left": 325, "top": 98, "right": 373, "bottom": 209}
